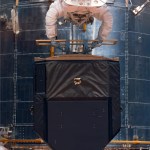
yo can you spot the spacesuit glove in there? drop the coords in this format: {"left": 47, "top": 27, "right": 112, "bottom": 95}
{"left": 92, "top": 37, "right": 103, "bottom": 48}
{"left": 50, "top": 37, "right": 58, "bottom": 47}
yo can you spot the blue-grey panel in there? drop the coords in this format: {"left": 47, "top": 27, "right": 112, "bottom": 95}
{"left": 17, "top": 54, "right": 34, "bottom": 77}
{"left": 144, "top": 3, "right": 150, "bottom": 14}
{"left": 135, "top": 128, "right": 150, "bottom": 141}
{"left": 0, "top": 0, "right": 13, "bottom": 4}
{"left": 0, "top": 78, "right": 14, "bottom": 101}
{"left": 16, "top": 102, "right": 33, "bottom": 123}
{"left": 117, "top": 128, "right": 150, "bottom": 141}
{"left": 129, "top": 103, "right": 150, "bottom": 127}
{"left": 111, "top": 127, "right": 128, "bottom": 140}
{"left": 121, "top": 128, "right": 150, "bottom": 141}
{"left": 128, "top": 32, "right": 150, "bottom": 57}
{"left": 128, "top": 79, "right": 150, "bottom": 103}
{"left": 0, "top": 54, "right": 14, "bottom": 77}
{"left": 120, "top": 101, "right": 125, "bottom": 126}
{"left": 128, "top": 12, "right": 142, "bottom": 33}
{"left": 17, "top": 78, "right": 33, "bottom": 101}
{"left": 17, "top": 30, "right": 48, "bottom": 53}
{"left": 15, "top": 126, "right": 38, "bottom": 139}
{"left": 92, "top": 45, "right": 125, "bottom": 57}
{"left": 18, "top": 4, "right": 48, "bottom": 31}
{"left": 128, "top": 56, "right": 150, "bottom": 80}
{"left": 141, "top": 13, "right": 150, "bottom": 34}
{"left": 0, "top": 31, "right": 14, "bottom": 54}
{"left": 129, "top": 11, "right": 150, "bottom": 34}
{"left": 111, "top": 7, "right": 126, "bottom": 31}
{"left": 91, "top": 31, "right": 125, "bottom": 57}
{"left": 114, "top": 0, "right": 126, "bottom": 4}
{"left": 120, "top": 79, "right": 125, "bottom": 101}
{"left": 128, "top": 0, "right": 145, "bottom": 5}
{"left": 33, "top": 53, "right": 50, "bottom": 58}
{"left": 17, "top": 30, "right": 47, "bottom": 41}
{"left": 125, "top": 128, "right": 136, "bottom": 140}
{"left": 119, "top": 56, "right": 125, "bottom": 78}
{"left": 0, "top": 102, "right": 13, "bottom": 125}
{"left": 109, "top": 31, "right": 125, "bottom": 56}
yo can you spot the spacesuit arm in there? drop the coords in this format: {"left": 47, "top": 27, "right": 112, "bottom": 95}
{"left": 45, "top": 0, "right": 64, "bottom": 39}
{"left": 93, "top": 6, "right": 113, "bottom": 40}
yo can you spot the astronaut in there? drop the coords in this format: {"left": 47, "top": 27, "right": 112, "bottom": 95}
{"left": 45, "top": 0, "right": 113, "bottom": 43}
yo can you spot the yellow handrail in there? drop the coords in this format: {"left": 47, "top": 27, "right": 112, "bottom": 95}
{"left": 0, "top": 138, "right": 44, "bottom": 143}
{"left": 111, "top": 140, "right": 150, "bottom": 145}
{"left": 1, "top": 138, "right": 150, "bottom": 145}
{"left": 35, "top": 39, "right": 118, "bottom": 46}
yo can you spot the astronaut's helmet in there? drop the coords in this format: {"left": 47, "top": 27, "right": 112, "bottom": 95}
{"left": 63, "top": 0, "right": 107, "bottom": 7}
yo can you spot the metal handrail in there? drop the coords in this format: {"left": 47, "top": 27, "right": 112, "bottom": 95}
{"left": 35, "top": 39, "right": 118, "bottom": 46}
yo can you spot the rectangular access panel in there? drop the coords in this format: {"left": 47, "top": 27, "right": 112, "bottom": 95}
{"left": 47, "top": 98, "right": 111, "bottom": 150}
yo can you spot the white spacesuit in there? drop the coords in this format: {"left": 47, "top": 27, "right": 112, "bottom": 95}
{"left": 0, "top": 145, "right": 8, "bottom": 150}
{"left": 45, "top": 0, "right": 113, "bottom": 41}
